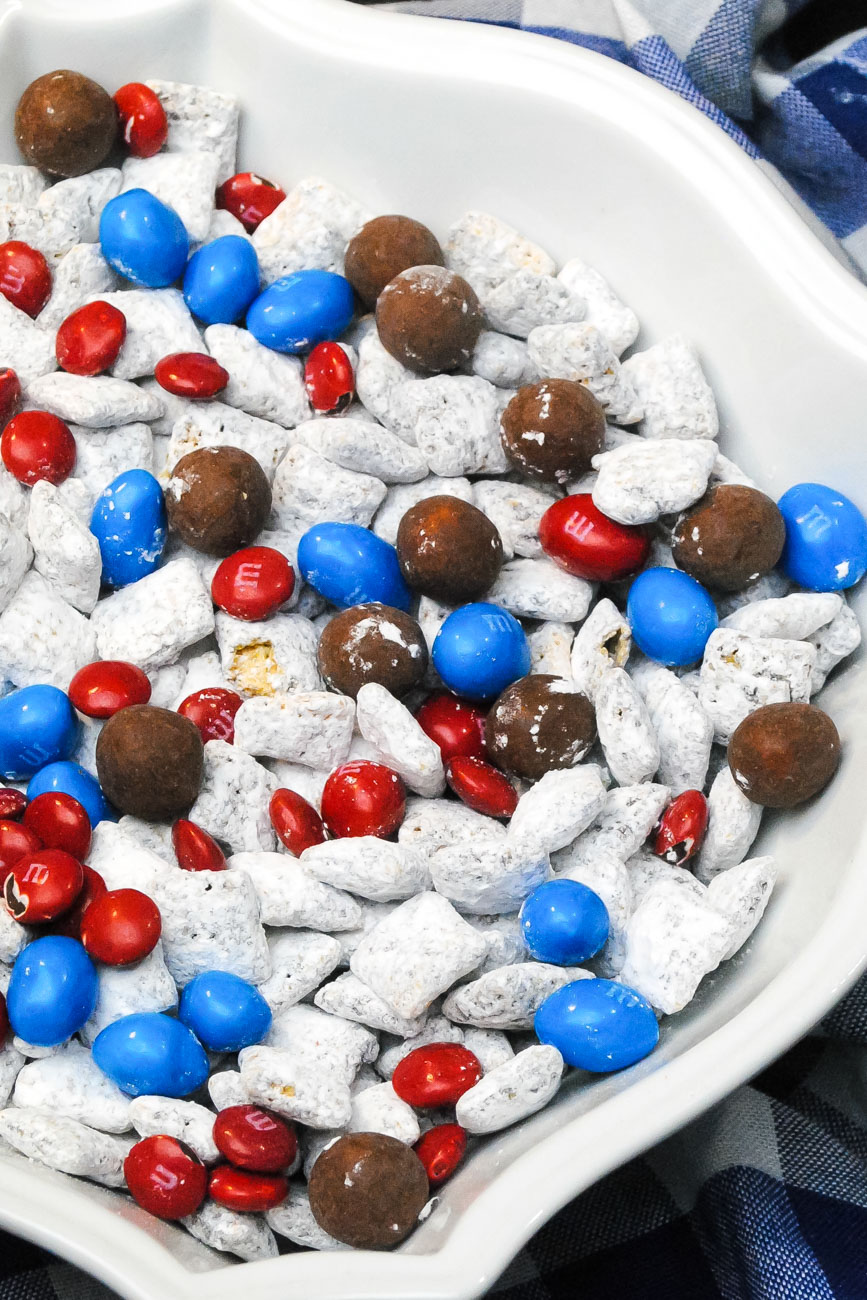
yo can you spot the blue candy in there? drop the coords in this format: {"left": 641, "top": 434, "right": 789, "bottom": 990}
{"left": 432, "top": 602, "right": 531, "bottom": 700}
{"left": 90, "top": 469, "right": 167, "bottom": 588}
{"left": 183, "top": 235, "right": 260, "bottom": 325}
{"left": 520, "top": 879, "right": 609, "bottom": 966}
{"left": 626, "top": 567, "right": 718, "bottom": 667}
{"left": 99, "top": 189, "right": 189, "bottom": 289}
{"left": 27, "top": 761, "right": 116, "bottom": 827}
{"left": 0, "top": 685, "right": 79, "bottom": 781}
{"left": 246, "top": 270, "right": 355, "bottom": 354}
{"left": 7, "top": 936, "right": 98, "bottom": 1047}
{"left": 298, "top": 522, "right": 412, "bottom": 611}
{"left": 535, "top": 978, "right": 659, "bottom": 1072}
{"left": 778, "top": 482, "right": 867, "bottom": 592}
{"left": 92, "top": 1012, "right": 209, "bottom": 1098}
{"left": 179, "top": 970, "right": 272, "bottom": 1052}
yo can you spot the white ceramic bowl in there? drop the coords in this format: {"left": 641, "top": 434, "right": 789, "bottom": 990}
{"left": 1, "top": 1, "right": 867, "bottom": 1295}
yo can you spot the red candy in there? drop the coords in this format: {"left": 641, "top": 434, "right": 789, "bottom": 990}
{"left": 212, "top": 1105, "right": 297, "bottom": 1173}
{"left": 68, "top": 660, "right": 152, "bottom": 718}
{"left": 653, "top": 789, "right": 709, "bottom": 865}
{"left": 211, "top": 546, "right": 295, "bottom": 621}
{"left": 113, "top": 82, "right": 169, "bottom": 158}
{"left": 414, "top": 1123, "right": 467, "bottom": 1186}
{"left": 80, "top": 887, "right": 161, "bottom": 965}
{"left": 172, "top": 819, "right": 227, "bottom": 872}
{"left": 0, "top": 241, "right": 51, "bottom": 318}
{"left": 154, "top": 352, "right": 229, "bottom": 400}
{"left": 321, "top": 761, "right": 406, "bottom": 839}
{"left": 415, "top": 693, "right": 487, "bottom": 763}
{"left": 0, "top": 788, "right": 27, "bottom": 820}
{"left": 55, "top": 300, "right": 126, "bottom": 376}
{"left": 4, "top": 849, "right": 83, "bottom": 923}
{"left": 50, "top": 865, "right": 107, "bottom": 940}
{"left": 208, "top": 1165, "right": 288, "bottom": 1213}
{"left": 216, "top": 172, "right": 286, "bottom": 232}
{"left": 0, "top": 369, "right": 22, "bottom": 427}
{"left": 124, "top": 1135, "right": 207, "bottom": 1220}
{"left": 539, "top": 494, "right": 650, "bottom": 582}
{"left": 304, "top": 341, "right": 354, "bottom": 414}
{"left": 392, "top": 1043, "right": 482, "bottom": 1108}
{"left": 177, "top": 687, "right": 243, "bottom": 744}
{"left": 0, "top": 821, "right": 42, "bottom": 883}
{"left": 269, "top": 788, "right": 326, "bottom": 856}
{"left": 1, "top": 410, "right": 76, "bottom": 486}
{"left": 445, "top": 756, "right": 518, "bottom": 819}
{"left": 23, "top": 792, "right": 91, "bottom": 860}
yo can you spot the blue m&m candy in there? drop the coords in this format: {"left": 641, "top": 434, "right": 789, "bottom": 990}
{"left": 246, "top": 270, "right": 355, "bottom": 354}
{"left": 179, "top": 970, "right": 272, "bottom": 1052}
{"left": 7, "top": 936, "right": 98, "bottom": 1047}
{"left": 778, "top": 483, "right": 867, "bottom": 592}
{"left": 626, "top": 566, "right": 718, "bottom": 666}
{"left": 93, "top": 1012, "right": 209, "bottom": 1098}
{"left": 520, "top": 879, "right": 609, "bottom": 965}
{"left": 0, "top": 685, "right": 79, "bottom": 781}
{"left": 99, "top": 189, "right": 189, "bottom": 288}
{"left": 27, "top": 761, "right": 116, "bottom": 827}
{"left": 535, "top": 978, "right": 659, "bottom": 1072}
{"left": 432, "top": 603, "right": 530, "bottom": 700}
{"left": 90, "top": 469, "right": 167, "bottom": 588}
{"left": 183, "top": 235, "right": 260, "bottom": 325}
{"left": 298, "top": 522, "right": 412, "bottom": 611}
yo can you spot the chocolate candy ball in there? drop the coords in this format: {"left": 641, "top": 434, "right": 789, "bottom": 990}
{"left": 486, "top": 674, "right": 596, "bottom": 781}
{"left": 317, "top": 603, "right": 428, "bottom": 699}
{"left": 672, "top": 484, "right": 786, "bottom": 592}
{"left": 165, "top": 446, "right": 271, "bottom": 557}
{"left": 96, "top": 705, "right": 204, "bottom": 821}
{"left": 396, "top": 495, "right": 503, "bottom": 602}
{"left": 308, "top": 1131, "right": 428, "bottom": 1249}
{"left": 376, "top": 266, "right": 483, "bottom": 375}
{"left": 15, "top": 71, "right": 116, "bottom": 177}
{"left": 345, "top": 215, "right": 445, "bottom": 308}
{"left": 727, "top": 702, "right": 840, "bottom": 809}
{"left": 500, "top": 379, "right": 606, "bottom": 484}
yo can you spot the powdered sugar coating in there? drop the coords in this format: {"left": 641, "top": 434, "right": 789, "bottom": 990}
{"left": 527, "top": 323, "right": 642, "bottom": 423}
{"left": 455, "top": 1044, "right": 564, "bottom": 1135}
{"left": 595, "top": 667, "right": 660, "bottom": 786}
{"left": 592, "top": 438, "right": 717, "bottom": 525}
{"left": 258, "top": 930, "right": 343, "bottom": 1011}
{"left": 694, "top": 766, "right": 763, "bottom": 884}
{"left": 0, "top": 570, "right": 96, "bottom": 688}
{"left": 355, "top": 683, "right": 445, "bottom": 797}
{"left": 314, "top": 972, "right": 427, "bottom": 1038}
{"left": 556, "top": 259, "right": 639, "bottom": 357}
{"left": 145, "top": 79, "right": 239, "bottom": 184}
{"left": 430, "top": 837, "right": 551, "bottom": 916}
{"left": 483, "top": 270, "right": 586, "bottom": 339}
{"left": 0, "top": 296, "right": 56, "bottom": 386}
{"left": 508, "top": 766, "right": 608, "bottom": 854}
{"left": 90, "top": 559, "right": 214, "bottom": 672}
{"left": 621, "top": 335, "right": 718, "bottom": 440}
{"left": 128, "top": 1096, "right": 221, "bottom": 1164}
{"left": 233, "top": 692, "right": 355, "bottom": 768}
{"left": 443, "top": 962, "right": 591, "bottom": 1031}
{"left": 0, "top": 1110, "right": 129, "bottom": 1187}
{"left": 182, "top": 1201, "right": 278, "bottom": 1262}
{"left": 204, "top": 324, "right": 309, "bottom": 428}
{"left": 485, "top": 557, "right": 593, "bottom": 623}
{"left": 227, "top": 852, "right": 362, "bottom": 929}
{"left": 570, "top": 598, "right": 631, "bottom": 702}
{"left": 301, "top": 837, "right": 431, "bottom": 904}
{"left": 698, "top": 628, "right": 816, "bottom": 743}
{"left": 252, "top": 176, "right": 371, "bottom": 283}
{"left": 189, "top": 740, "right": 278, "bottom": 853}
{"left": 215, "top": 610, "right": 321, "bottom": 698}
{"left": 13, "top": 1041, "right": 131, "bottom": 1134}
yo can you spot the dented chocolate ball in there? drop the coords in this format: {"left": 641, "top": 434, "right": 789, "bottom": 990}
{"left": 308, "top": 1131, "right": 429, "bottom": 1250}
{"left": 15, "top": 70, "right": 117, "bottom": 177}
{"left": 165, "top": 446, "right": 271, "bottom": 557}
{"left": 376, "top": 266, "right": 483, "bottom": 375}
{"left": 397, "top": 495, "right": 503, "bottom": 602}
{"left": 96, "top": 705, "right": 204, "bottom": 821}
{"left": 500, "top": 379, "right": 606, "bottom": 484}
{"left": 345, "top": 215, "right": 445, "bottom": 308}
{"left": 672, "top": 484, "right": 786, "bottom": 592}
{"left": 317, "top": 603, "right": 428, "bottom": 699}
{"left": 486, "top": 674, "right": 596, "bottom": 781}
{"left": 727, "top": 701, "right": 840, "bottom": 808}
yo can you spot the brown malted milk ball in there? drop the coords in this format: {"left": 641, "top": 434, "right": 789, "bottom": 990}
{"left": 500, "top": 379, "right": 606, "bottom": 484}
{"left": 165, "top": 446, "right": 271, "bottom": 557}
{"left": 345, "top": 215, "right": 445, "bottom": 308}
{"left": 376, "top": 265, "right": 483, "bottom": 375}
{"left": 317, "top": 603, "right": 428, "bottom": 699}
{"left": 672, "top": 484, "right": 786, "bottom": 592}
{"left": 486, "top": 674, "right": 596, "bottom": 781}
{"left": 727, "top": 702, "right": 841, "bottom": 809}
{"left": 15, "top": 70, "right": 117, "bottom": 177}
{"left": 308, "top": 1131, "right": 429, "bottom": 1250}
{"left": 396, "top": 495, "right": 504, "bottom": 602}
{"left": 96, "top": 705, "right": 204, "bottom": 821}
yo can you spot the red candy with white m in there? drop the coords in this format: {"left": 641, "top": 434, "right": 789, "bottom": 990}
{"left": 124, "top": 1135, "right": 207, "bottom": 1220}
{"left": 4, "top": 849, "right": 83, "bottom": 923}
{"left": 213, "top": 1105, "right": 298, "bottom": 1172}
{"left": 211, "top": 546, "right": 295, "bottom": 621}
{"left": 177, "top": 687, "right": 243, "bottom": 744}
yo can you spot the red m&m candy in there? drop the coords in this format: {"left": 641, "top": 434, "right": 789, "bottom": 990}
{"left": 213, "top": 1105, "right": 297, "bottom": 1173}
{"left": 68, "top": 660, "right": 152, "bottom": 718}
{"left": 415, "top": 693, "right": 487, "bottom": 763}
{"left": 1, "top": 411, "right": 76, "bottom": 486}
{"left": 154, "top": 352, "right": 229, "bottom": 399}
{"left": 113, "top": 83, "right": 168, "bottom": 159}
{"left": 171, "top": 819, "right": 227, "bottom": 872}
{"left": 23, "top": 792, "right": 91, "bottom": 860}
{"left": 653, "top": 789, "right": 709, "bottom": 865}
{"left": 445, "top": 756, "right": 518, "bottom": 819}
{"left": 0, "top": 241, "right": 51, "bottom": 318}
{"left": 124, "top": 1135, "right": 207, "bottom": 1220}
{"left": 269, "top": 788, "right": 326, "bottom": 856}
{"left": 216, "top": 172, "right": 286, "bottom": 232}
{"left": 211, "top": 546, "right": 295, "bottom": 621}
{"left": 0, "top": 788, "right": 27, "bottom": 820}
{"left": 55, "top": 300, "right": 126, "bottom": 376}
{"left": 80, "top": 888, "right": 161, "bottom": 965}
{"left": 178, "top": 688, "right": 243, "bottom": 745}
{"left": 50, "top": 865, "right": 107, "bottom": 940}
{"left": 0, "top": 820, "right": 42, "bottom": 882}
{"left": 414, "top": 1123, "right": 467, "bottom": 1185}
{"left": 304, "top": 341, "right": 354, "bottom": 414}
{"left": 392, "top": 1043, "right": 482, "bottom": 1108}
{"left": 321, "top": 761, "right": 406, "bottom": 839}
{"left": 0, "top": 369, "right": 22, "bottom": 427}
{"left": 208, "top": 1165, "right": 288, "bottom": 1213}
{"left": 4, "top": 848, "right": 83, "bottom": 923}
{"left": 539, "top": 493, "right": 650, "bottom": 582}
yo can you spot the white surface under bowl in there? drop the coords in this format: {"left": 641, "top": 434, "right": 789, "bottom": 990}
{"left": 1, "top": 0, "right": 867, "bottom": 1296}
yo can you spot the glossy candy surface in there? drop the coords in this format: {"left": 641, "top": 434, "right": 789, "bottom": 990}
{"left": 0, "top": 368, "right": 22, "bottom": 425}
{"left": 171, "top": 819, "right": 227, "bottom": 872}
{"left": 216, "top": 172, "right": 286, "bottom": 232}
{"left": 304, "top": 341, "right": 354, "bottom": 413}
{"left": 392, "top": 1043, "right": 482, "bottom": 1108}
{"left": 535, "top": 978, "right": 659, "bottom": 1072}
{"left": 80, "top": 888, "right": 161, "bottom": 965}
{"left": 27, "top": 760, "right": 116, "bottom": 829}
{"left": 4, "top": 849, "right": 83, "bottom": 923}
{"left": 92, "top": 1012, "right": 209, "bottom": 1098}
{"left": 0, "top": 789, "right": 27, "bottom": 820}
{"left": 626, "top": 567, "right": 718, "bottom": 667}
{"left": 154, "top": 351, "right": 229, "bottom": 399}
{"left": 68, "top": 661, "right": 151, "bottom": 718}
{"left": 179, "top": 970, "right": 272, "bottom": 1052}
{"left": 0, "top": 684, "right": 79, "bottom": 780}
{"left": 246, "top": 269, "right": 354, "bottom": 354}
{"left": 778, "top": 482, "right": 867, "bottom": 591}
{"left": 0, "top": 822, "right": 42, "bottom": 882}
{"left": 298, "top": 522, "right": 412, "bottom": 611}
{"left": 539, "top": 493, "right": 649, "bottom": 581}
{"left": 432, "top": 603, "right": 531, "bottom": 700}
{"left": 445, "top": 756, "right": 518, "bottom": 819}
{"left": 211, "top": 546, "right": 295, "bottom": 621}
{"left": 50, "top": 865, "right": 106, "bottom": 941}
{"left": 414, "top": 1123, "right": 467, "bottom": 1186}
{"left": 55, "top": 300, "right": 126, "bottom": 376}
{"left": 177, "top": 688, "right": 243, "bottom": 745}
{"left": 90, "top": 469, "right": 167, "bottom": 587}
{"left": 414, "top": 693, "right": 487, "bottom": 763}
{"left": 208, "top": 1165, "right": 288, "bottom": 1213}
{"left": 654, "top": 790, "right": 709, "bottom": 864}
{"left": 183, "top": 235, "right": 259, "bottom": 325}
{"left": 7, "top": 935, "right": 98, "bottom": 1046}
{"left": 23, "top": 792, "right": 91, "bottom": 860}
{"left": 124, "top": 1135, "right": 207, "bottom": 1220}
{"left": 212, "top": 1105, "right": 297, "bottom": 1173}
{"left": 269, "top": 788, "right": 326, "bottom": 856}
{"left": 321, "top": 761, "right": 406, "bottom": 839}
{"left": 520, "top": 878, "right": 610, "bottom": 965}
{"left": 0, "top": 240, "right": 51, "bottom": 317}
{"left": 1, "top": 410, "right": 75, "bottom": 485}
{"left": 100, "top": 189, "right": 189, "bottom": 289}
{"left": 113, "top": 83, "right": 168, "bottom": 158}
